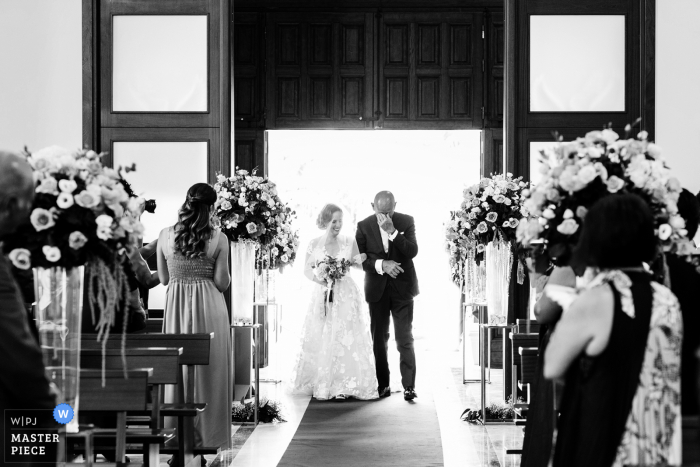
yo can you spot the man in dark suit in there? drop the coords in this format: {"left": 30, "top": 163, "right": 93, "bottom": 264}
{"left": 356, "top": 191, "right": 419, "bottom": 401}
{"left": 0, "top": 152, "right": 56, "bottom": 464}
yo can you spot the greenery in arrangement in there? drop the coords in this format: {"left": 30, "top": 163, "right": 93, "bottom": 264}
{"left": 214, "top": 168, "right": 299, "bottom": 270}
{"left": 2, "top": 146, "right": 144, "bottom": 338}
{"left": 231, "top": 398, "right": 286, "bottom": 424}
{"left": 460, "top": 396, "right": 522, "bottom": 423}
{"left": 517, "top": 122, "right": 686, "bottom": 270}
{"left": 445, "top": 173, "right": 529, "bottom": 286}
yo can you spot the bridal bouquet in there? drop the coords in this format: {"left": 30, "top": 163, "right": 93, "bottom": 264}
{"left": 516, "top": 123, "right": 685, "bottom": 268}
{"left": 313, "top": 255, "right": 353, "bottom": 311}
{"left": 214, "top": 168, "right": 299, "bottom": 267}
{"left": 2, "top": 145, "right": 144, "bottom": 338}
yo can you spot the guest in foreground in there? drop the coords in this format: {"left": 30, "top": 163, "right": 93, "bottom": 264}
{"left": 157, "top": 183, "right": 232, "bottom": 453}
{"left": 545, "top": 193, "right": 682, "bottom": 467}
{"left": 0, "top": 151, "right": 56, "bottom": 463}
{"left": 356, "top": 191, "right": 419, "bottom": 401}
{"left": 520, "top": 261, "right": 574, "bottom": 467}
{"left": 666, "top": 188, "right": 700, "bottom": 417}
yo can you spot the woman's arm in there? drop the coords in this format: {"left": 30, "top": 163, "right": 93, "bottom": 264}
{"left": 213, "top": 234, "right": 231, "bottom": 293}
{"left": 535, "top": 266, "right": 576, "bottom": 324}
{"left": 156, "top": 228, "right": 170, "bottom": 287}
{"left": 543, "top": 284, "right": 614, "bottom": 380}
{"left": 140, "top": 240, "right": 158, "bottom": 259}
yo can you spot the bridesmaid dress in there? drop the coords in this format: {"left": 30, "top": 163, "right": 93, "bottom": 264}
{"left": 162, "top": 227, "right": 232, "bottom": 450}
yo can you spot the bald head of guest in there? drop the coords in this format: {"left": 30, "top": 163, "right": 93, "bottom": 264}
{"left": 372, "top": 190, "right": 396, "bottom": 217}
{"left": 0, "top": 151, "right": 35, "bottom": 238}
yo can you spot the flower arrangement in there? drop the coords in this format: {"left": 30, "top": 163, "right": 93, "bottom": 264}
{"left": 2, "top": 145, "right": 144, "bottom": 338}
{"left": 516, "top": 123, "right": 685, "bottom": 268}
{"left": 214, "top": 168, "right": 299, "bottom": 268}
{"left": 255, "top": 225, "right": 300, "bottom": 272}
{"left": 446, "top": 173, "right": 529, "bottom": 267}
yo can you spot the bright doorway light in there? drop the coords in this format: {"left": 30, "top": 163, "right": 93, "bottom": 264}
{"left": 266, "top": 130, "right": 481, "bottom": 379}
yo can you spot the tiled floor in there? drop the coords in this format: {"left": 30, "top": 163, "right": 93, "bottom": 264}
{"left": 221, "top": 342, "right": 523, "bottom": 467}
{"left": 119, "top": 338, "right": 524, "bottom": 467}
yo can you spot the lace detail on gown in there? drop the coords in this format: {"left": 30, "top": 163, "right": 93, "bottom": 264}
{"left": 592, "top": 274, "right": 683, "bottom": 467}
{"left": 289, "top": 235, "right": 379, "bottom": 400}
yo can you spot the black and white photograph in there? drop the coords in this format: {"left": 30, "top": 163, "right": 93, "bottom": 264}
{"left": 0, "top": 0, "right": 698, "bottom": 465}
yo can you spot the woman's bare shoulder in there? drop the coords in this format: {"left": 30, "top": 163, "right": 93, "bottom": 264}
{"left": 569, "top": 283, "right": 614, "bottom": 319}
{"left": 549, "top": 266, "right": 576, "bottom": 287}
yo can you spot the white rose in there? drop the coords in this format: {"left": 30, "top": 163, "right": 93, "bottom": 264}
{"left": 8, "top": 249, "right": 31, "bottom": 270}
{"left": 30, "top": 208, "right": 55, "bottom": 231}
{"left": 95, "top": 214, "right": 113, "bottom": 228}
{"left": 42, "top": 245, "right": 61, "bottom": 262}
{"left": 556, "top": 219, "right": 579, "bottom": 236}
{"left": 601, "top": 129, "right": 619, "bottom": 145}
{"left": 56, "top": 193, "right": 74, "bottom": 209}
{"left": 646, "top": 143, "right": 662, "bottom": 159}
{"left": 543, "top": 208, "right": 556, "bottom": 220}
{"left": 669, "top": 215, "right": 685, "bottom": 230}
{"left": 577, "top": 165, "right": 598, "bottom": 184}
{"left": 563, "top": 209, "right": 574, "bottom": 219}
{"left": 281, "top": 254, "right": 289, "bottom": 263}
{"left": 606, "top": 176, "right": 625, "bottom": 193}
{"left": 96, "top": 226, "right": 112, "bottom": 241}
{"left": 658, "top": 224, "right": 672, "bottom": 241}
{"left": 36, "top": 177, "right": 59, "bottom": 195}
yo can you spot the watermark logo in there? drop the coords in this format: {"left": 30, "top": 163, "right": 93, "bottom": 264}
{"left": 4, "top": 409, "right": 63, "bottom": 463}
{"left": 52, "top": 404, "right": 73, "bottom": 425}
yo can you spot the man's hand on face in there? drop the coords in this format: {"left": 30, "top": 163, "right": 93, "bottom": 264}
{"left": 377, "top": 213, "right": 396, "bottom": 234}
{"left": 382, "top": 260, "right": 404, "bottom": 278}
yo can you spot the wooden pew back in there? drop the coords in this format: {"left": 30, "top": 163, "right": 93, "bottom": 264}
{"left": 81, "top": 348, "right": 181, "bottom": 385}
{"left": 81, "top": 333, "right": 213, "bottom": 366}
{"left": 80, "top": 369, "right": 152, "bottom": 412}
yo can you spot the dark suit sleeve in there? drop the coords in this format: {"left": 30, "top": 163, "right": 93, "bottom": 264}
{"left": 0, "top": 267, "right": 55, "bottom": 410}
{"left": 356, "top": 220, "right": 379, "bottom": 274}
{"left": 392, "top": 216, "right": 418, "bottom": 259}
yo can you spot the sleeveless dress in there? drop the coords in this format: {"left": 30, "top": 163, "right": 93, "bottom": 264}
{"left": 162, "top": 227, "right": 232, "bottom": 450}
{"left": 552, "top": 270, "right": 682, "bottom": 467}
{"left": 289, "top": 235, "right": 379, "bottom": 400}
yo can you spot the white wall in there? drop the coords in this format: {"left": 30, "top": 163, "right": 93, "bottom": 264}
{"left": 656, "top": 0, "right": 700, "bottom": 195}
{"left": 0, "top": 0, "right": 82, "bottom": 153}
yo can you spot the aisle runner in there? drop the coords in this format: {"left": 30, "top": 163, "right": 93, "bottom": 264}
{"left": 278, "top": 387, "right": 444, "bottom": 467}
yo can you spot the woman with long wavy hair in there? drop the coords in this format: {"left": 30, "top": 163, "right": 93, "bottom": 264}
{"left": 156, "top": 183, "right": 232, "bottom": 457}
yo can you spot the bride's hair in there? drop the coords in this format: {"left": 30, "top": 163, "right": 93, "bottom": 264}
{"left": 174, "top": 183, "right": 217, "bottom": 258}
{"left": 316, "top": 203, "right": 342, "bottom": 229}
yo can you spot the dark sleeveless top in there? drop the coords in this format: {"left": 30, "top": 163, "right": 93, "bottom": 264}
{"left": 552, "top": 272, "right": 653, "bottom": 467}
{"left": 520, "top": 323, "right": 556, "bottom": 467}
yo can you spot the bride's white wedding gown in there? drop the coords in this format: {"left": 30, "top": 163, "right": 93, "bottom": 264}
{"left": 289, "top": 233, "right": 379, "bottom": 400}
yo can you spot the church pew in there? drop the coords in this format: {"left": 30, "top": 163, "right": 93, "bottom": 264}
{"left": 145, "top": 318, "right": 163, "bottom": 333}
{"left": 81, "top": 333, "right": 215, "bottom": 466}
{"left": 518, "top": 347, "right": 539, "bottom": 399}
{"left": 81, "top": 347, "right": 182, "bottom": 429}
{"left": 509, "top": 332, "right": 540, "bottom": 411}
{"left": 79, "top": 368, "right": 174, "bottom": 465}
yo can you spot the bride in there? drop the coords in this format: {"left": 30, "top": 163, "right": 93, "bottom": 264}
{"left": 289, "top": 204, "right": 379, "bottom": 400}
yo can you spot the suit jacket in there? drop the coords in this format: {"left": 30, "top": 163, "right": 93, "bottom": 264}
{"left": 355, "top": 212, "right": 419, "bottom": 303}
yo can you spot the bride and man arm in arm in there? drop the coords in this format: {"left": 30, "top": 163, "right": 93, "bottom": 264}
{"left": 292, "top": 190, "right": 419, "bottom": 402}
